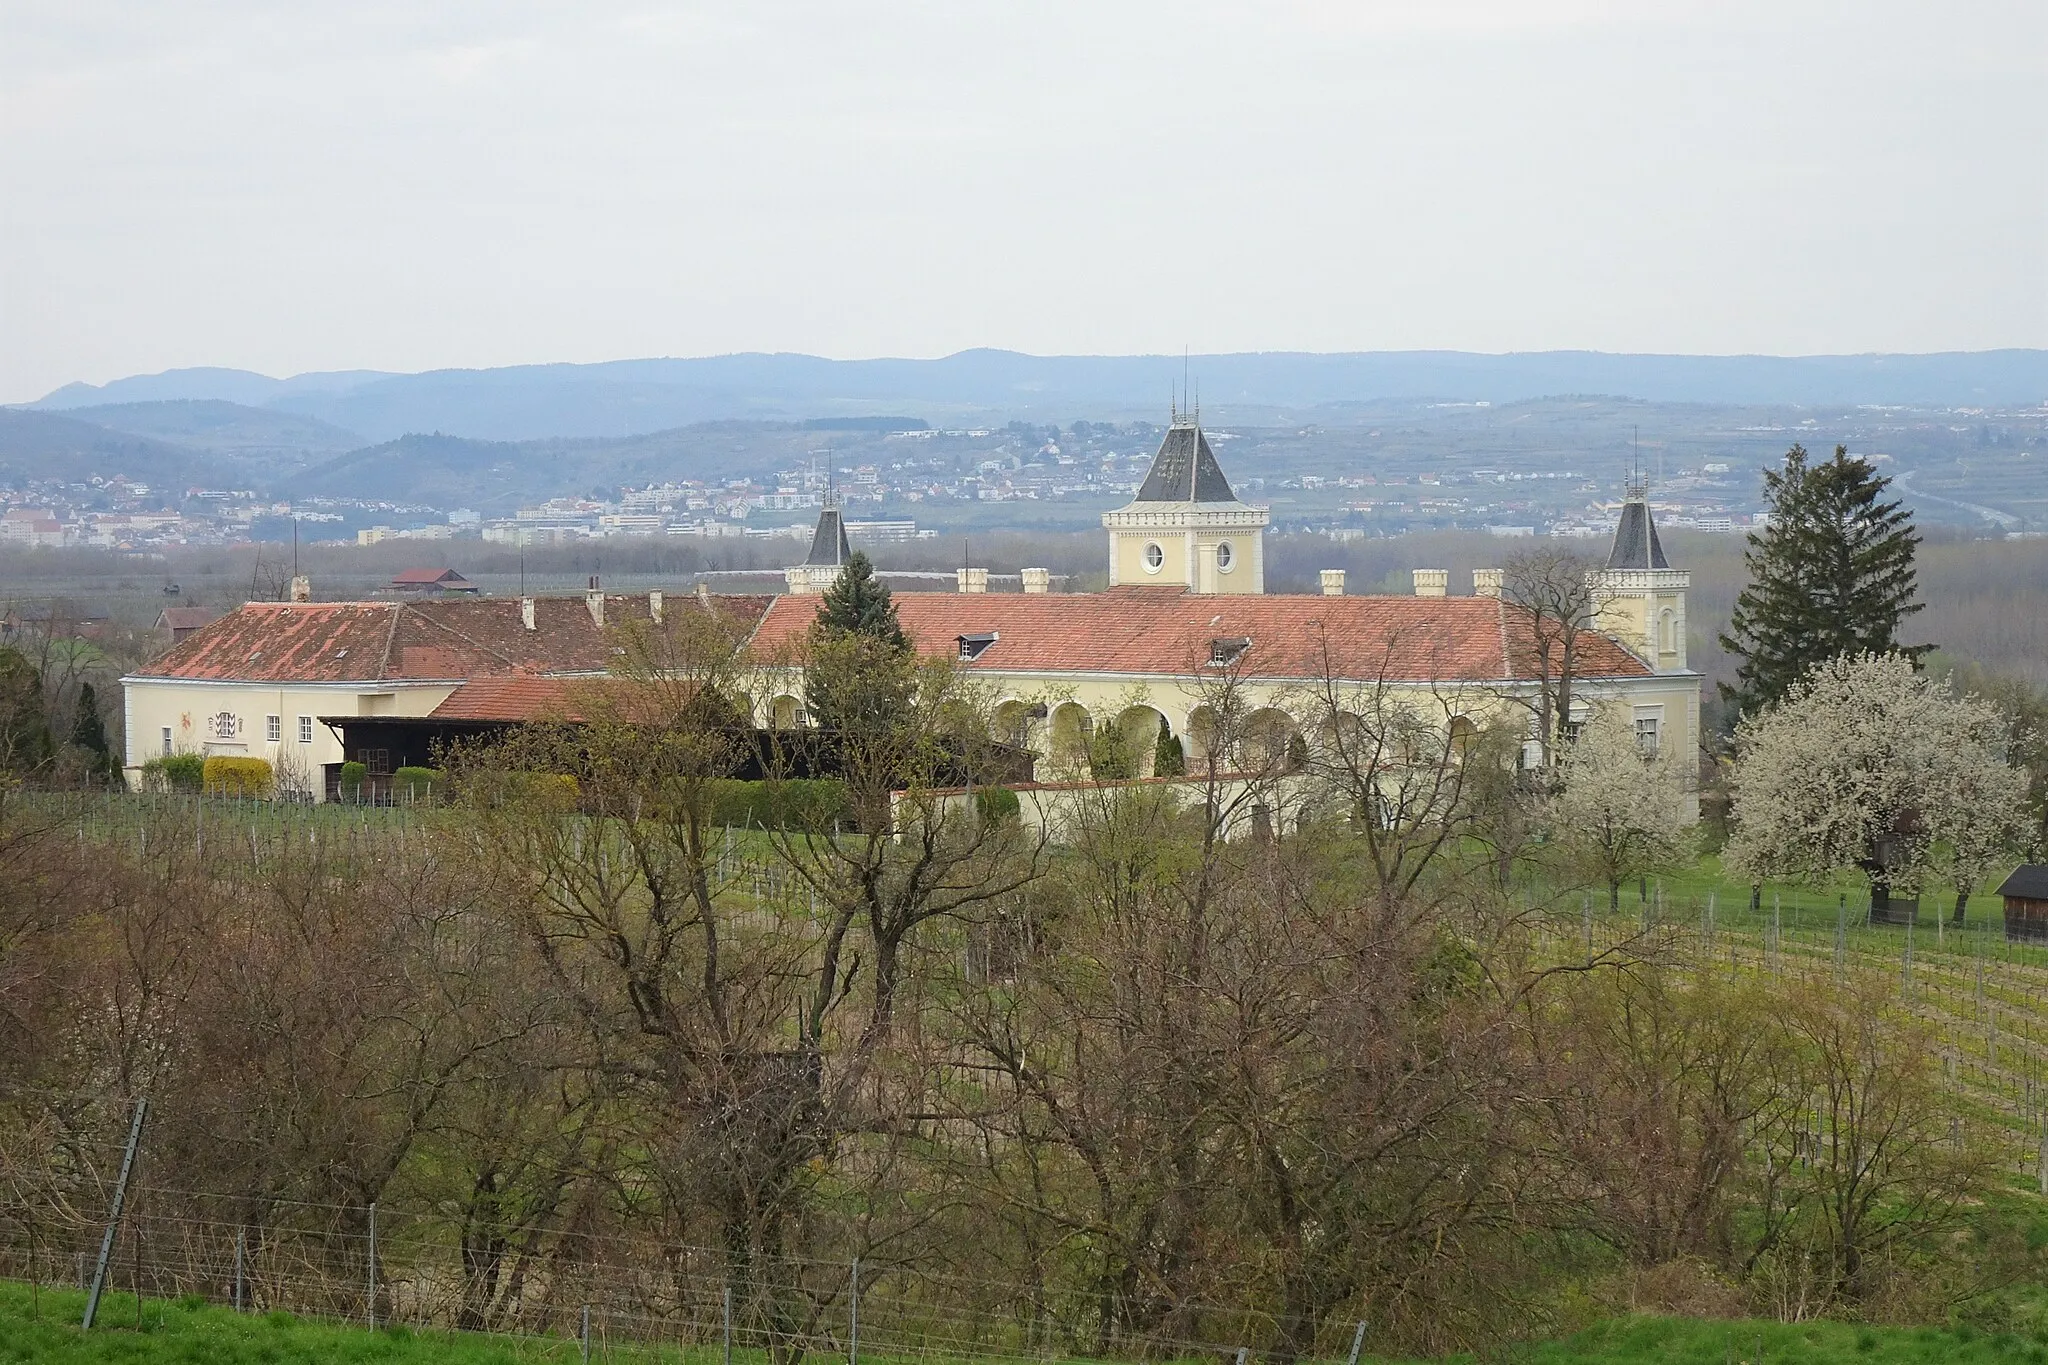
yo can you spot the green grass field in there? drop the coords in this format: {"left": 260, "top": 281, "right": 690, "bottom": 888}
{"left": 7, "top": 1284, "right": 2048, "bottom": 1365}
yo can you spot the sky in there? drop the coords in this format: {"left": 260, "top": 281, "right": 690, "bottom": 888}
{"left": 2, "top": 0, "right": 2044, "bottom": 403}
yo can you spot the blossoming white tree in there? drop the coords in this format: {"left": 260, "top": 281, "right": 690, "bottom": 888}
{"left": 1551, "top": 702, "right": 1693, "bottom": 909}
{"left": 1725, "top": 653, "right": 2031, "bottom": 917}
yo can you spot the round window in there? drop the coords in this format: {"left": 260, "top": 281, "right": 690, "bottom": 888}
{"left": 1143, "top": 542, "right": 1164, "bottom": 572}
{"left": 1215, "top": 541, "right": 1235, "bottom": 571}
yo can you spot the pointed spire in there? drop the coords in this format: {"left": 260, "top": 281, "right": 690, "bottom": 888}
{"left": 1134, "top": 413, "right": 1236, "bottom": 503}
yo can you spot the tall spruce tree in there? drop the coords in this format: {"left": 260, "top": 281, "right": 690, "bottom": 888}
{"left": 805, "top": 552, "right": 915, "bottom": 735}
{"left": 814, "top": 552, "right": 908, "bottom": 649}
{"left": 71, "top": 680, "right": 116, "bottom": 782}
{"left": 1720, "top": 443, "right": 1925, "bottom": 717}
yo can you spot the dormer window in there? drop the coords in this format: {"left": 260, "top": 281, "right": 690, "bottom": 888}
{"left": 1208, "top": 636, "right": 1250, "bottom": 667}
{"left": 957, "top": 631, "right": 998, "bottom": 662}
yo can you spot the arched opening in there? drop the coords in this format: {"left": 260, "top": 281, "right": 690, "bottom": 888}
{"left": 1448, "top": 714, "right": 1479, "bottom": 760}
{"left": 1186, "top": 705, "right": 1224, "bottom": 770}
{"left": 1112, "top": 705, "right": 1169, "bottom": 779}
{"left": 1244, "top": 707, "right": 1303, "bottom": 773}
{"left": 1658, "top": 607, "right": 1676, "bottom": 654}
{"left": 994, "top": 699, "right": 1043, "bottom": 752}
{"left": 768, "top": 694, "right": 806, "bottom": 729}
{"left": 1047, "top": 702, "right": 1094, "bottom": 778}
{"left": 730, "top": 691, "right": 757, "bottom": 727}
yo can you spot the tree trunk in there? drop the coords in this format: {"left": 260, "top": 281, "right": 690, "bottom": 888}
{"left": 1953, "top": 890, "right": 1969, "bottom": 924}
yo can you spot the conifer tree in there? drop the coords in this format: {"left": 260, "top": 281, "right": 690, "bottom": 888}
{"left": 1720, "top": 444, "right": 1925, "bottom": 717}
{"left": 806, "top": 552, "right": 914, "bottom": 736}
{"left": 815, "top": 552, "right": 908, "bottom": 650}
{"left": 70, "top": 680, "right": 116, "bottom": 781}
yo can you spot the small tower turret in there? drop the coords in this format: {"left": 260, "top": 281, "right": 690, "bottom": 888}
{"left": 1591, "top": 477, "right": 1691, "bottom": 672}
{"left": 785, "top": 494, "right": 853, "bottom": 595}
{"left": 1102, "top": 407, "right": 1269, "bottom": 593}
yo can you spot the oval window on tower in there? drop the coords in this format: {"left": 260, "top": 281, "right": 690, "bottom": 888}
{"left": 1144, "top": 542, "right": 1164, "bottom": 572}
{"left": 1216, "top": 541, "right": 1235, "bottom": 572}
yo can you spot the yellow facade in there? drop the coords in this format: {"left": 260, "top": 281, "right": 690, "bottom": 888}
{"left": 122, "top": 678, "right": 456, "bottom": 795}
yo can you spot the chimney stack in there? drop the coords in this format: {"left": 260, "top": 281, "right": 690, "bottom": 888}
{"left": 648, "top": 590, "right": 664, "bottom": 624}
{"left": 957, "top": 567, "right": 989, "bottom": 594}
{"left": 696, "top": 580, "right": 712, "bottom": 607}
{"left": 1412, "top": 568, "right": 1448, "bottom": 598}
{"left": 288, "top": 575, "right": 311, "bottom": 603}
{"left": 1319, "top": 568, "right": 1346, "bottom": 597}
{"left": 1472, "top": 568, "right": 1503, "bottom": 598}
{"left": 520, "top": 597, "right": 536, "bottom": 631}
{"left": 1020, "top": 566, "right": 1051, "bottom": 594}
{"left": 585, "top": 576, "right": 605, "bottom": 627}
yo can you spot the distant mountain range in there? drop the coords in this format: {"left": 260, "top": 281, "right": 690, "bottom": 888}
{"left": 24, "top": 349, "right": 2047, "bottom": 444}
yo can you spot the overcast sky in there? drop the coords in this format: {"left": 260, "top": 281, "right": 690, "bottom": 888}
{"left": 2, "top": 0, "right": 2043, "bottom": 402}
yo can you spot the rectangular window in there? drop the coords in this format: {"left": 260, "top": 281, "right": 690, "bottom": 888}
{"left": 1634, "top": 715, "right": 1661, "bottom": 757}
{"left": 298, "top": 715, "right": 314, "bottom": 744}
{"left": 265, "top": 714, "right": 281, "bottom": 742}
{"left": 161, "top": 726, "right": 172, "bottom": 756}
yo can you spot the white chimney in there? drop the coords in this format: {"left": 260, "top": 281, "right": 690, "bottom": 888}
{"left": 1412, "top": 568, "right": 1449, "bottom": 598}
{"left": 585, "top": 576, "right": 605, "bottom": 627}
{"left": 1319, "top": 568, "right": 1345, "bottom": 597}
{"left": 957, "top": 567, "right": 989, "bottom": 594}
{"left": 1020, "top": 566, "right": 1051, "bottom": 594}
{"left": 697, "top": 580, "right": 712, "bottom": 607}
{"left": 520, "top": 597, "right": 536, "bottom": 631}
{"left": 288, "top": 575, "right": 311, "bottom": 603}
{"left": 648, "top": 590, "right": 664, "bottom": 623}
{"left": 1472, "top": 568, "right": 1504, "bottom": 598}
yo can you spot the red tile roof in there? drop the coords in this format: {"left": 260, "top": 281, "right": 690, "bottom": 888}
{"left": 133, "top": 589, "right": 1651, "bottom": 689}
{"left": 131, "top": 594, "right": 775, "bottom": 684}
{"left": 429, "top": 675, "right": 590, "bottom": 721}
{"left": 750, "top": 590, "right": 1653, "bottom": 683}
{"left": 391, "top": 567, "right": 472, "bottom": 586}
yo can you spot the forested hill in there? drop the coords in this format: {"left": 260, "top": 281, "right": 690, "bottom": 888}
{"left": 27, "top": 349, "right": 2048, "bottom": 444}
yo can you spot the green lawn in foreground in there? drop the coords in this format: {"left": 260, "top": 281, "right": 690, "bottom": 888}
{"left": 6, "top": 1284, "right": 2048, "bottom": 1365}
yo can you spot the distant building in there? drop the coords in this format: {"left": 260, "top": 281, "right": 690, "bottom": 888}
{"left": 155, "top": 606, "right": 218, "bottom": 647}
{"left": 1998, "top": 866, "right": 2048, "bottom": 942}
{"left": 388, "top": 568, "right": 478, "bottom": 595}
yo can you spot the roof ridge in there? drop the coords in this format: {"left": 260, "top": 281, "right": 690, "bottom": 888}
{"left": 376, "top": 601, "right": 404, "bottom": 680}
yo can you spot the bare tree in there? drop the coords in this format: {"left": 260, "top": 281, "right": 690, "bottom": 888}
{"left": 1502, "top": 547, "right": 1599, "bottom": 767}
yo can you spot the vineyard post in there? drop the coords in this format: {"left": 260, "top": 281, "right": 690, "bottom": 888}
{"left": 724, "top": 1284, "right": 733, "bottom": 1365}
{"left": 81, "top": 1096, "right": 147, "bottom": 1331}
{"left": 1835, "top": 895, "right": 1846, "bottom": 983}
{"left": 850, "top": 1258, "right": 860, "bottom": 1365}
{"left": 1347, "top": 1319, "right": 1368, "bottom": 1365}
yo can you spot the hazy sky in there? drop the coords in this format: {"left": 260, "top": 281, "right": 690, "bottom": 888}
{"left": 3, "top": 0, "right": 2043, "bottom": 402}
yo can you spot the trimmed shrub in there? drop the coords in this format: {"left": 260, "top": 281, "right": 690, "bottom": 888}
{"left": 1154, "top": 731, "right": 1187, "bottom": 777}
{"left": 974, "top": 785, "right": 1022, "bottom": 827}
{"left": 142, "top": 753, "right": 206, "bottom": 793}
{"left": 338, "top": 761, "right": 368, "bottom": 801}
{"left": 394, "top": 766, "right": 441, "bottom": 804}
{"left": 708, "top": 778, "right": 850, "bottom": 831}
{"left": 203, "top": 755, "right": 274, "bottom": 798}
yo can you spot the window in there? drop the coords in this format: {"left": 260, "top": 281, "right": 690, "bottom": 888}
{"left": 1635, "top": 715, "right": 1661, "bottom": 757}
{"left": 1658, "top": 608, "right": 1676, "bottom": 653}
{"left": 161, "top": 726, "right": 172, "bottom": 756}
{"left": 1143, "top": 542, "right": 1164, "bottom": 572}
{"left": 361, "top": 749, "right": 392, "bottom": 775}
{"left": 1215, "top": 540, "right": 1234, "bottom": 571}
{"left": 209, "top": 710, "right": 240, "bottom": 740}
{"left": 957, "top": 631, "right": 998, "bottom": 661}
{"left": 1208, "top": 636, "right": 1251, "bottom": 667}
{"left": 265, "top": 714, "right": 281, "bottom": 742}
{"left": 298, "top": 715, "right": 314, "bottom": 744}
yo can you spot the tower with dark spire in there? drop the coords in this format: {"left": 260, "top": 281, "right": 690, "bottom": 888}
{"left": 1102, "top": 405, "right": 1270, "bottom": 593}
{"left": 1591, "top": 474, "right": 1691, "bottom": 673}
{"left": 785, "top": 491, "right": 855, "bottom": 595}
